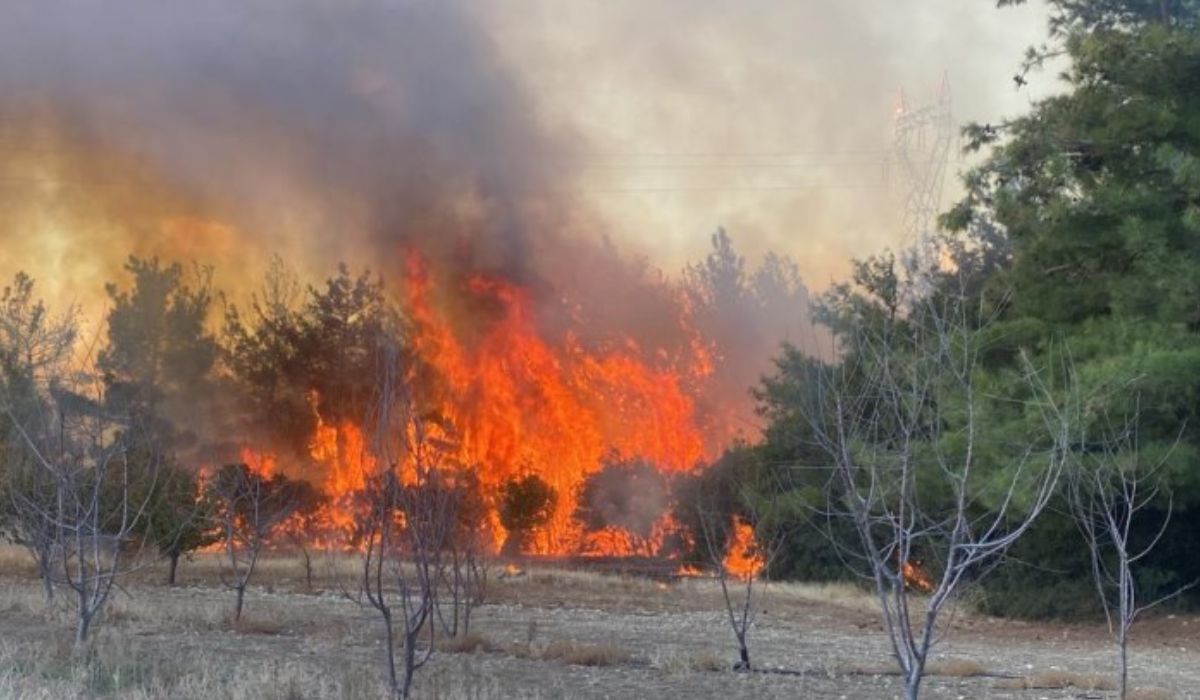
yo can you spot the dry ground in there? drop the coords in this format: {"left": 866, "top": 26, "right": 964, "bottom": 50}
{"left": 0, "top": 545, "right": 1194, "bottom": 699}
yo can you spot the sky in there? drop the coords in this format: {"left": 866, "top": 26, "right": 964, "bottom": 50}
{"left": 0, "top": 0, "right": 1055, "bottom": 314}
{"left": 487, "top": 0, "right": 1052, "bottom": 283}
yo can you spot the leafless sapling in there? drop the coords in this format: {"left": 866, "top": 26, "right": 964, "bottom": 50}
{"left": 6, "top": 375, "right": 162, "bottom": 643}
{"left": 804, "top": 288, "right": 1076, "bottom": 700}
{"left": 0, "top": 272, "right": 78, "bottom": 602}
{"left": 1067, "top": 404, "right": 1194, "bottom": 700}
{"left": 696, "top": 500, "right": 783, "bottom": 672}
{"left": 359, "top": 342, "right": 459, "bottom": 699}
{"left": 208, "top": 462, "right": 302, "bottom": 621}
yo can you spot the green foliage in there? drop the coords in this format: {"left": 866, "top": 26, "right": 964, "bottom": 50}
{"left": 136, "top": 461, "right": 219, "bottom": 562}
{"left": 224, "top": 259, "right": 399, "bottom": 451}
{"left": 975, "top": 513, "right": 1101, "bottom": 619}
{"left": 498, "top": 474, "right": 556, "bottom": 555}
{"left": 99, "top": 256, "right": 219, "bottom": 451}
{"left": 940, "top": 0, "right": 1200, "bottom": 616}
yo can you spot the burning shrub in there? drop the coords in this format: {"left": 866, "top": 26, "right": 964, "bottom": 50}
{"left": 672, "top": 444, "right": 759, "bottom": 566}
{"left": 498, "top": 474, "right": 556, "bottom": 555}
{"left": 574, "top": 453, "right": 670, "bottom": 556}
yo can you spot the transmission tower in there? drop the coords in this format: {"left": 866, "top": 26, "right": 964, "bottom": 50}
{"left": 891, "top": 75, "right": 953, "bottom": 273}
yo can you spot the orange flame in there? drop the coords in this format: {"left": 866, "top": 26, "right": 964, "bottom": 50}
{"left": 902, "top": 559, "right": 934, "bottom": 592}
{"left": 402, "top": 252, "right": 708, "bottom": 553}
{"left": 225, "top": 251, "right": 725, "bottom": 557}
{"left": 239, "top": 446, "right": 277, "bottom": 478}
{"left": 723, "top": 518, "right": 764, "bottom": 580}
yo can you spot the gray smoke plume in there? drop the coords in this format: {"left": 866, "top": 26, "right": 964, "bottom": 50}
{"left": 0, "top": 0, "right": 584, "bottom": 291}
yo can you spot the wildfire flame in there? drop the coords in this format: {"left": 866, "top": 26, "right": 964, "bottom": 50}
{"left": 223, "top": 251, "right": 725, "bottom": 557}
{"left": 902, "top": 559, "right": 934, "bottom": 593}
{"left": 722, "top": 518, "right": 764, "bottom": 581}
{"left": 401, "top": 252, "right": 709, "bottom": 553}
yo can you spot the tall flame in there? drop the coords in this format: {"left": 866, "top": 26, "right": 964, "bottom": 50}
{"left": 723, "top": 518, "right": 764, "bottom": 580}
{"left": 403, "top": 252, "right": 707, "bottom": 552}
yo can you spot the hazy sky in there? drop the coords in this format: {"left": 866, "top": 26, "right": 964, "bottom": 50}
{"left": 488, "top": 0, "right": 1051, "bottom": 284}
{"left": 0, "top": 0, "right": 1055, "bottom": 312}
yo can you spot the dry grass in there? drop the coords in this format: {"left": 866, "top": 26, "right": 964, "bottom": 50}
{"left": 540, "top": 639, "right": 633, "bottom": 667}
{"left": 2, "top": 551, "right": 1196, "bottom": 699}
{"left": 437, "top": 631, "right": 500, "bottom": 654}
{"left": 1129, "top": 687, "right": 1174, "bottom": 700}
{"left": 227, "top": 613, "right": 289, "bottom": 636}
{"left": 0, "top": 582, "right": 51, "bottom": 617}
{"left": 0, "top": 545, "right": 36, "bottom": 577}
{"left": 653, "top": 649, "right": 726, "bottom": 674}
{"left": 838, "top": 657, "right": 987, "bottom": 679}
{"left": 768, "top": 580, "right": 877, "bottom": 612}
{"left": 0, "top": 633, "right": 389, "bottom": 700}
{"left": 995, "top": 669, "right": 1117, "bottom": 691}
{"left": 925, "top": 658, "right": 988, "bottom": 678}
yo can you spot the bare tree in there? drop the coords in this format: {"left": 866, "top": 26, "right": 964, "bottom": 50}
{"left": 696, "top": 504, "right": 782, "bottom": 672}
{"left": 208, "top": 463, "right": 303, "bottom": 621}
{"left": 6, "top": 377, "right": 162, "bottom": 643}
{"left": 358, "top": 342, "right": 459, "bottom": 700}
{"left": 1067, "top": 404, "right": 1194, "bottom": 700}
{"left": 0, "top": 272, "right": 77, "bottom": 602}
{"left": 3, "top": 431, "right": 61, "bottom": 602}
{"left": 804, "top": 287, "right": 1076, "bottom": 700}
{"left": 435, "top": 468, "right": 489, "bottom": 638}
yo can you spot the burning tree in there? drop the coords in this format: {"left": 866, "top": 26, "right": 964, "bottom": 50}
{"left": 575, "top": 453, "right": 670, "bottom": 556}
{"left": 498, "top": 473, "right": 556, "bottom": 555}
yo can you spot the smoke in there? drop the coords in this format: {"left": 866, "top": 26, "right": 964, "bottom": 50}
{"left": 484, "top": 0, "right": 1050, "bottom": 279}
{"left": 0, "top": 0, "right": 589, "bottom": 303}
{"left": 0, "top": 0, "right": 1048, "bottom": 450}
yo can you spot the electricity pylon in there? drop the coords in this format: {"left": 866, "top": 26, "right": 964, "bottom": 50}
{"left": 891, "top": 75, "right": 953, "bottom": 275}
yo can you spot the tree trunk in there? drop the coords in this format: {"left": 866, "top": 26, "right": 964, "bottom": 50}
{"left": 234, "top": 584, "right": 246, "bottom": 622}
{"left": 40, "top": 563, "right": 55, "bottom": 602}
{"left": 904, "top": 666, "right": 923, "bottom": 700}
{"left": 736, "top": 641, "right": 750, "bottom": 671}
{"left": 302, "top": 548, "right": 312, "bottom": 591}
{"left": 1119, "top": 629, "right": 1129, "bottom": 700}
{"left": 167, "top": 552, "right": 180, "bottom": 586}
{"left": 76, "top": 608, "right": 91, "bottom": 643}
{"left": 400, "top": 630, "right": 418, "bottom": 700}
{"left": 381, "top": 608, "right": 398, "bottom": 698}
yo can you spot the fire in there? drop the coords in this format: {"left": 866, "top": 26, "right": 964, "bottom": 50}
{"left": 722, "top": 518, "right": 764, "bottom": 580}
{"left": 401, "top": 252, "right": 709, "bottom": 553}
{"left": 307, "top": 393, "right": 371, "bottom": 497}
{"left": 239, "top": 447, "right": 277, "bottom": 478}
{"left": 224, "top": 252, "right": 723, "bottom": 557}
{"left": 902, "top": 559, "right": 934, "bottom": 593}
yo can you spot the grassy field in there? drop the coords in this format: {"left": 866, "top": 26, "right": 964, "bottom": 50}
{"left": 0, "top": 545, "right": 1191, "bottom": 699}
